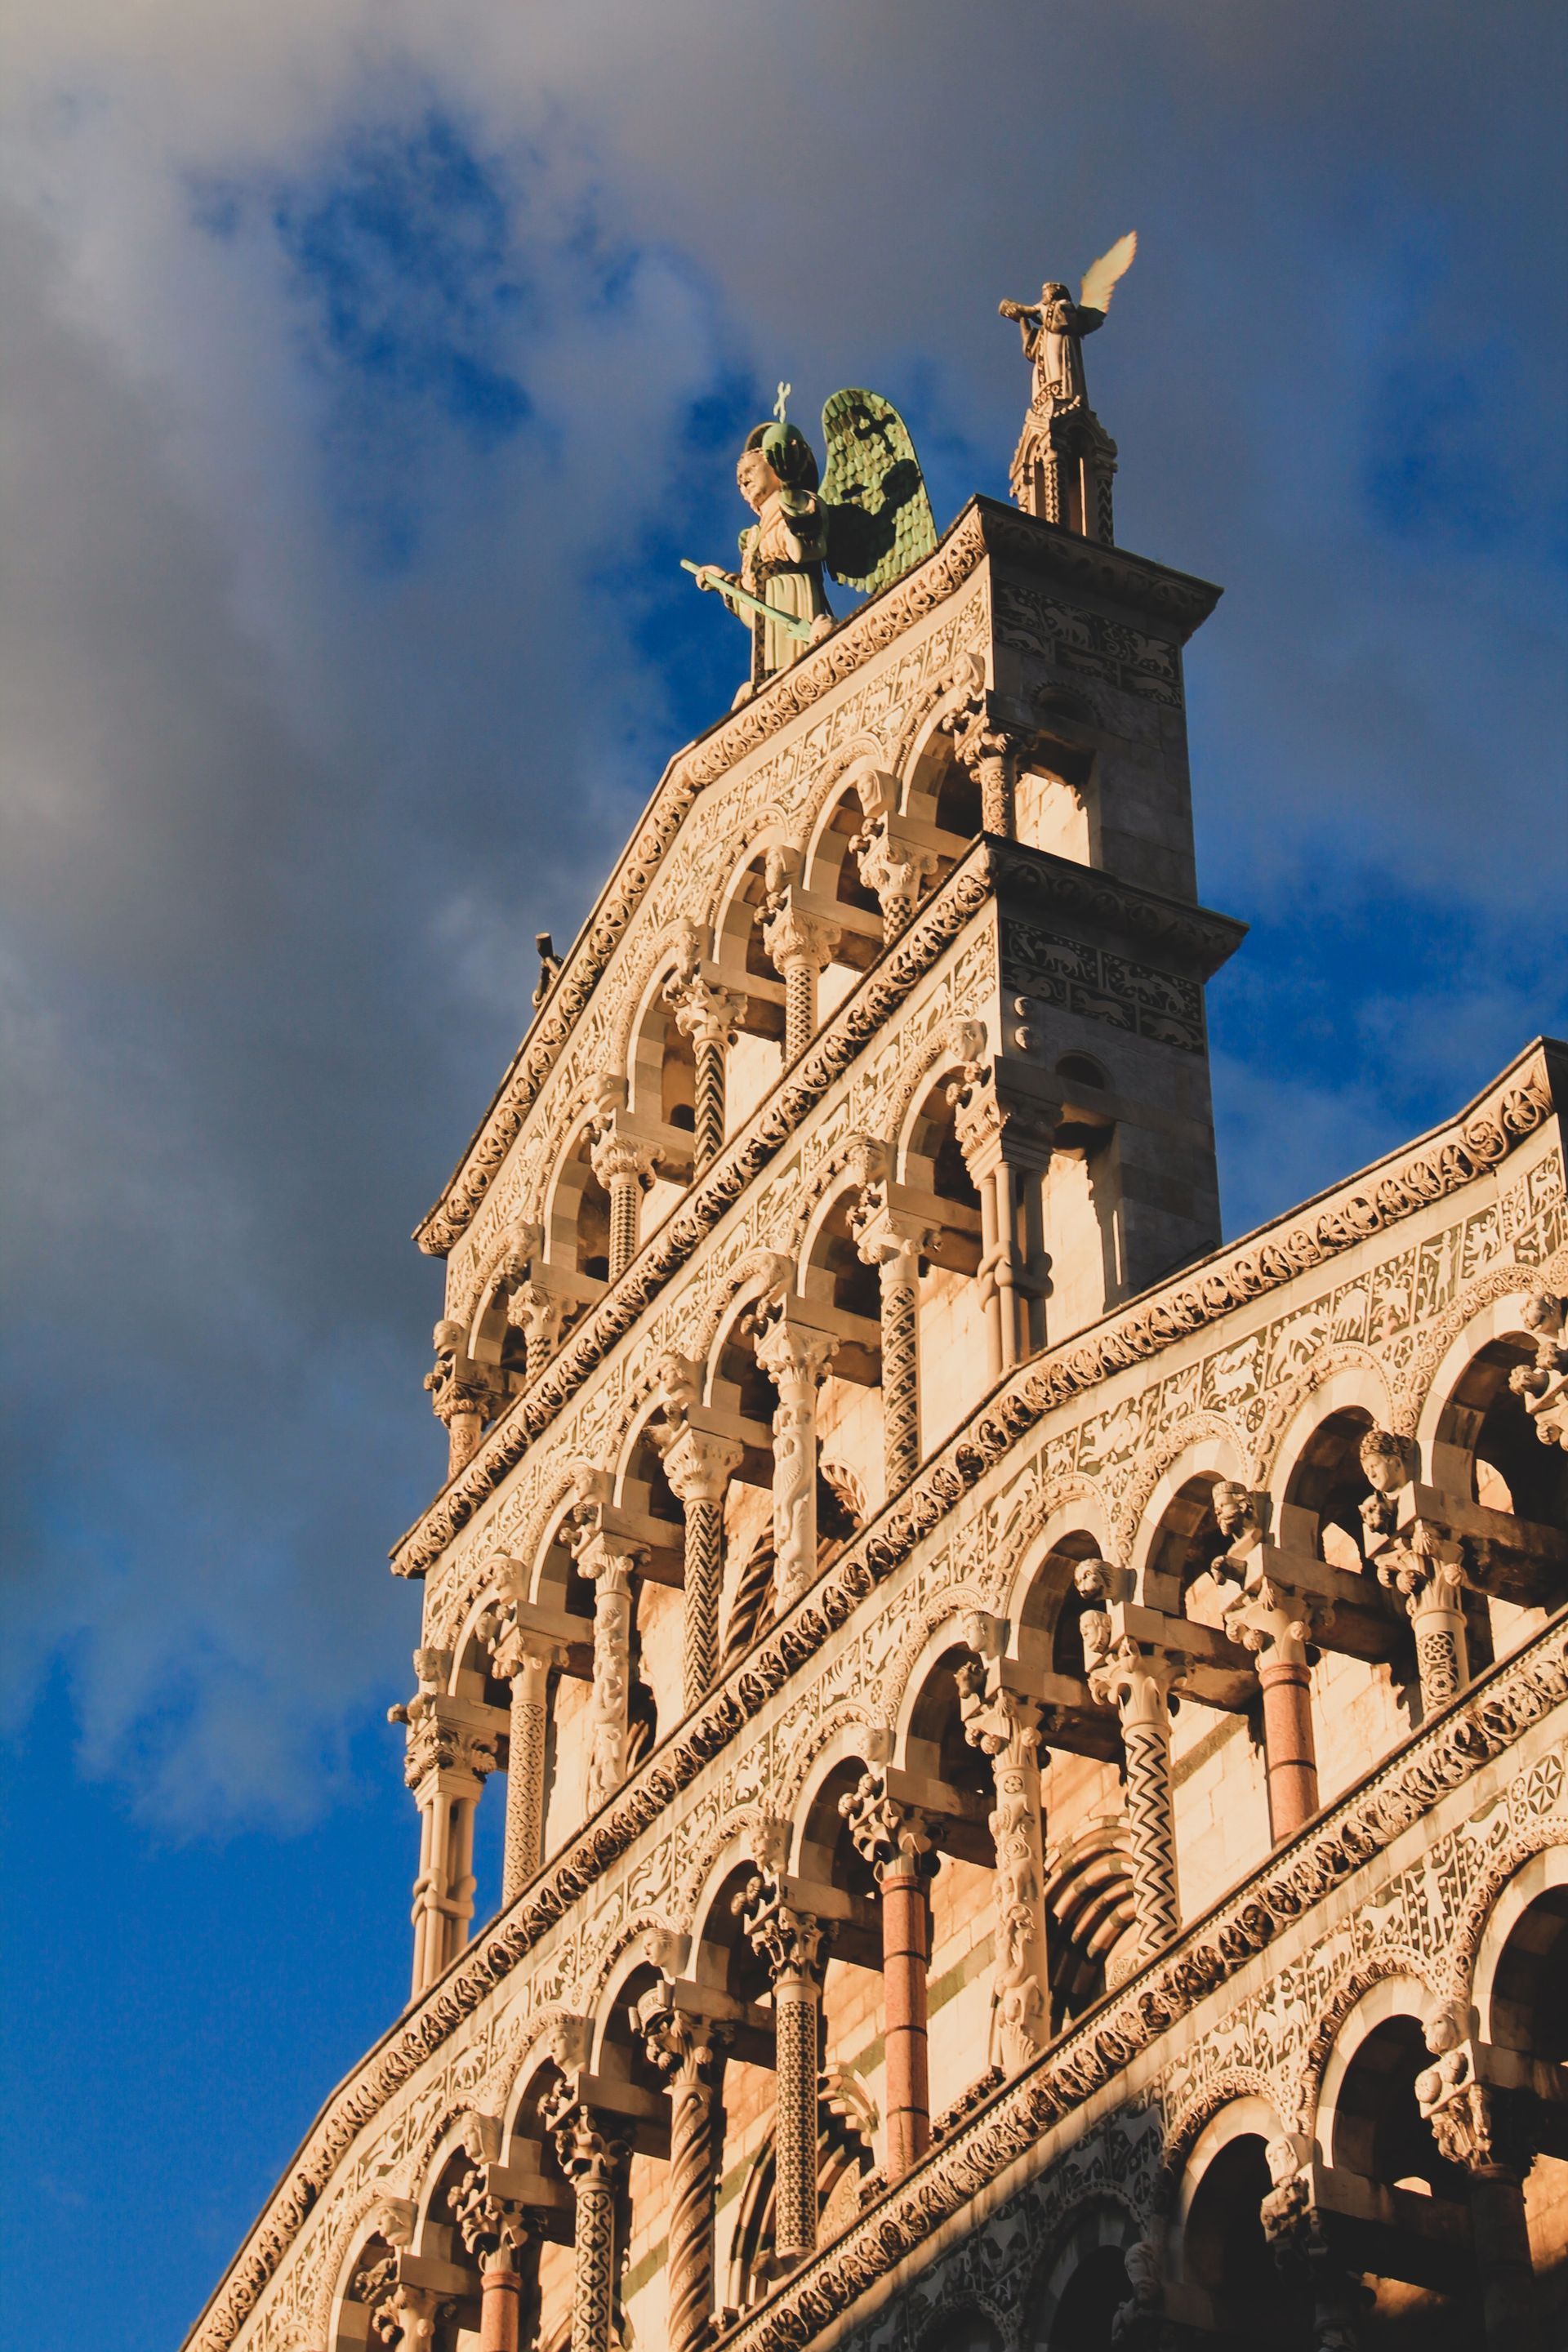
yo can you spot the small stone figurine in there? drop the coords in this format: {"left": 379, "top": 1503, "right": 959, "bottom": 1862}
{"left": 999, "top": 231, "right": 1137, "bottom": 535}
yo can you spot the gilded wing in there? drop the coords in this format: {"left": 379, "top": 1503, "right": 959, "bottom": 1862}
{"left": 1078, "top": 230, "right": 1138, "bottom": 318}
{"left": 819, "top": 388, "right": 938, "bottom": 597}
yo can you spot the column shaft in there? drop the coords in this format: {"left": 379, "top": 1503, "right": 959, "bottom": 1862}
{"left": 478, "top": 2266, "right": 521, "bottom": 2352}
{"left": 881, "top": 1864, "right": 931, "bottom": 2178}
{"left": 666, "top": 2072, "right": 719, "bottom": 2352}
{"left": 782, "top": 957, "right": 814, "bottom": 1062}
{"left": 1258, "top": 1654, "right": 1320, "bottom": 1839}
{"left": 502, "top": 1658, "right": 550, "bottom": 1901}
{"left": 1471, "top": 2170, "right": 1540, "bottom": 2352}
{"left": 1410, "top": 1583, "right": 1470, "bottom": 1713}
{"left": 755, "top": 1318, "right": 836, "bottom": 1610}
{"left": 693, "top": 1035, "right": 725, "bottom": 1174}
{"left": 607, "top": 1174, "right": 640, "bottom": 1281}
{"left": 682, "top": 1496, "right": 723, "bottom": 1713}
{"left": 1121, "top": 1710, "right": 1181, "bottom": 1953}
{"left": 571, "top": 2172, "right": 617, "bottom": 2352}
{"left": 880, "top": 1256, "right": 920, "bottom": 1493}
{"left": 773, "top": 1979, "right": 821, "bottom": 2261}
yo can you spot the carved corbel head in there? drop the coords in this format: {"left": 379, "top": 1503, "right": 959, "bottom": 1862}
{"left": 762, "top": 842, "right": 801, "bottom": 907}
{"left": 748, "top": 1811, "right": 791, "bottom": 1873}
{"left": 460, "top": 2110, "right": 503, "bottom": 2167}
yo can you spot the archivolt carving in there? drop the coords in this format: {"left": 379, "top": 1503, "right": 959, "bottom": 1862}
{"left": 776, "top": 1699, "right": 884, "bottom": 1824}
{"left": 1112, "top": 1414, "right": 1245, "bottom": 1555}
{"left": 1153, "top": 2072, "right": 1284, "bottom": 2210}
{"left": 1396, "top": 1245, "right": 1568, "bottom": 1435}
{"left": 1287, "top": 1954, "right": 1440, "bottom": 2138}
{"left": 991, "top": 1472, "right": 1111, "bottom": 1619}
{"left": 1438, "top": 1817, "right": 1568, "bottom": 2011}
{"left": 878, "top": 1588, "right": 989, "bottom": 1727}
{"left": 1248, "top": 1342, "right": 1390, "bottom": 1487}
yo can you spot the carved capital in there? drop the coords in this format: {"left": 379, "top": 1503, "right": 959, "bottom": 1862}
{"left": 666, "top": 971, "right": 746, "bottom": 1053}
{"left": 839, "top": 1768, "right": 940, "bottom": 1882}
{"left": 635, "top": 1983, "right": 733, "bottom": 2087}
{"left": 1084, "top": 1633, "right": 1187, "bottom": 1729}
{"left": 1509, "top": 1291, "right": 1568, "bottom": 1447}
{"left": 760, "top": 898, "right": 840, "bottom": 977}
{"left": 452, "top": 2167, "right": 528, "bottom": 2270}
{"left": 733, "top": 1871, "right": 831, "bottom": 1986}
{"left": 753, "top": 1310, "right": 839, "bottom": 1395}
{"left": 849, "top": 1187, "right": 935, "bottom": 1279}
{"left": 662, "top": 1423, "right": 744, "bottom": 1508}
{"left": 589, "top": 1121, "right": 661, "bottom": 1191}
{"left": 387, "top": 1690, "right": 500, "bottom": 1792}
{"left": 540, "top": 2087, "right": 626, "bottom": 2192}
{"left": 1415, "top": 2042, "right": 1537, "bottom": 2179}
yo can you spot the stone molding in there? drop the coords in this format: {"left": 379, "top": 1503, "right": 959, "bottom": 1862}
{"left": 415, "top": 498, "right": 1221, "bottom": 1261}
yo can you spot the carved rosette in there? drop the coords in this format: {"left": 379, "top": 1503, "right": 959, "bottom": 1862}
{"left": 1375, "top": 1521, "right": 1470, "bottom": 1710}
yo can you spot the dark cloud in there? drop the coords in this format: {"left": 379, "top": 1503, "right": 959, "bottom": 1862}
{"left": 1, "top": 0, "right": 1564, "bottom": 1841}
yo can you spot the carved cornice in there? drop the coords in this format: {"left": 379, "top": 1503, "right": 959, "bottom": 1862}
{"left": 413, "top": 499, "right": 1220, "bottom": 1260}
{"left": 181, "top": 1597, "right": 1568, "bottom": 2352}
{"left": 991, "top": 839, "right": 1247, "bottom": 978}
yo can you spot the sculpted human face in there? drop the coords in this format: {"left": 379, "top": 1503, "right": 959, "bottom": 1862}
{"left": 736, "top": 448, "right": 776, "bottom": 513}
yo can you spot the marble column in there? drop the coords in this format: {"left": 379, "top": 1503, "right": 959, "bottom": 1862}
{"left": 840, "top": 1771, "right": 939, "bottom": 2181}
{"left": 481, "top": 1608, "right": 565, "bottom": 1902}
{"left": 424, "top": 1320, "right": 501, "bottom": 1478}
{"left": 1417, "top": 2045, "right": 1542, "bottom": 2352}
{"left": 453, "top": 2157, "right": 528, "bottom": 2352}
{"left": 737, "top": 1870, "right": 831, "bottom": 2264}
{"left": 1222, "top": 1554, "right": 1325, "bottom": 1842}
{"left": 1376, "top": 1529, "right": 1471, "bottom": 1714}
{"left": 667, "top": 976, "right": 746, "bottom": 1177}
{"left": 543, "top": 2094, "right": 626, "bottom": 2352}
{"left": 1078, "top": 1585, "right": 1185, "bottom": 1958}
{"left": 754, "top": 1312, "right": 839, "bottom": 1610}
{"left": 851, "top": 1192, "right": 933, "bottom": 1498}
{"left": 590, "top": 1127, "right": 660, "bottom": 1282}
{"left": 568, "top": 1472, "right": 646, "bottom": 1812}
{"left": 761, "top": 900, "right": 840, "bottom": 1063}
{"left": 390, "top": 1660, "right": 501, "bottom": 1998}
{"left": 638, "top": 1986, "right": 732, "bottom": 2352}
{"left": 956, "top": 1668, "right": 1052, "bottom": 2071}
{"left": 662, "top": 1424, "right": 743, "bottom": 1713}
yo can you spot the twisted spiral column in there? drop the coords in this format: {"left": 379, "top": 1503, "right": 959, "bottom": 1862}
{"left": 662, "top": 1427, "right": 743, "bottom": 1713}
{"left": 666, "top": 977, "right": 745, "bottom": 1178}
{"left": 853, "top": 1200, "right": 933, "bottom": 1499}
{"left": 640, "top": 1994, "right": 732, "bottom": 2352}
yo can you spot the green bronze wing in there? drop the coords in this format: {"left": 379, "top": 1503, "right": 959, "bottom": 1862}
{"left": 819, "top": 388, "right": 938, "bottom": 596}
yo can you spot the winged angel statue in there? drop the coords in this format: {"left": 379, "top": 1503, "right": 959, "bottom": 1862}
{"left": 684, "top": 385, "right": 937, "bottom": 699}
{"left": 999, "top": 232, "right": 1137, "bottom": 530}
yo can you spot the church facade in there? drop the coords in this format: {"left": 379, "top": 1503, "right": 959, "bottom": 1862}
{"left": 186, "top": 346, "right": 1568, "bottom": 2352}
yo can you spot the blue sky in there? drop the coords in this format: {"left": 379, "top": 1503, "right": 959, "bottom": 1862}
{"left": 1, "top": 4, "right": 1565, "bottom": 2342}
